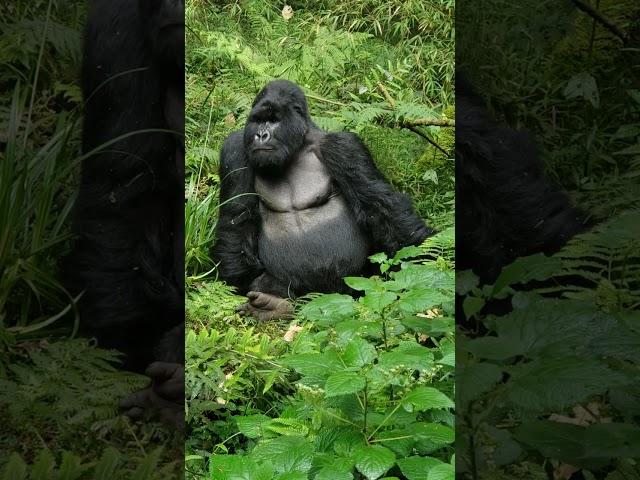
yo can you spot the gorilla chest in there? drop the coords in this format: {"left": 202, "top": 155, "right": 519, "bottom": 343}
{"left": 254, "top": 150, "right": 368, "bottom": 279}
{"left": 255, "top": 150, "right": 333, "bottom": 212}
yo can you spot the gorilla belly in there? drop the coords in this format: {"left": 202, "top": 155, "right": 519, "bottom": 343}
{"left": 255, "top": 149, "right": 369, "bottom": 293}
{"left": 258, "top": 196, "right": 369, "bottom": 292}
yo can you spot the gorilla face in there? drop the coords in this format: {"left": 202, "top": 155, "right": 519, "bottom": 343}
{"left": 244, "top": 80, "right": 310, "bottom": 172}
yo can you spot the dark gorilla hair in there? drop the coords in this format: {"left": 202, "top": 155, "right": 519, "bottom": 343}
{"left": 62, "top": 0, "right": 184, "bottom": 372}
{"left": 456, "top": 75, "right": 589, "bottom": 283}
{"left": 242, "top": 80, "right": 311, "bottom": 171}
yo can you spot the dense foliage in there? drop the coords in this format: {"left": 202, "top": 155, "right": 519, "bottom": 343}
{"left": 185, "top": 1, "right": 455, "bottom": 479}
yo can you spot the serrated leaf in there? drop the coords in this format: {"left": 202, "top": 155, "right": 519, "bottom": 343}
{"left": 281, "top": 350, "right": 341, "bottom": 378}
{"left": 252, "top": 437, "right": 314, "bottom": 474}
{"left": 361, "top": 291, "right": 397, "bottom": 312}
{"left": 343, "top": 337, "right": 377, "bottom": 367}
{"left": 299, "top": 294, "right": 357, "bottom": 325}
{"left": 427, "top": 464, "right": 454, "bottom": 480}
{"left": 354, "top": 445, "right": 396, "bottom": 480}
{"left": 462, "top": 296, "right": 484, "bottom": 319}
{"left": 316, "top": 467, "right": 354, "bottom": 480}
{"left": 344, "top": 276, "right": 379, "bottom": 291}
{"left": 402, "top": 387, "right": 453, "bottom": 411}
{"left": 235, "top": 414, "right": 272, "bottom": 439}
{"left": 325, "top": 371, "right": 366, "bottom": 397}
{"left": 379, "top": 343, "right": 433, "bottom": 371}
{"left": 396, "top": 456, "right": 443, "bottom": 480}
{"left": 492, "top": 254, "right": 562, "bottom": 296}
{"left": 397, "top": 288, "right": 448, "bottom": 313}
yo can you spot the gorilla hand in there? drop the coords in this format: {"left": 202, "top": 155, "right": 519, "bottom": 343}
{"left": 120, "top": 361, "right": 184, "bottom": 431}
{"left": 236, "top": 291, "right": 294, "bottom": 321}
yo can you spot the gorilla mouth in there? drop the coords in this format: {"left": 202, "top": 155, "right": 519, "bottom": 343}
{"left": 253, "top": 147, "right": 274, "bottom": 152}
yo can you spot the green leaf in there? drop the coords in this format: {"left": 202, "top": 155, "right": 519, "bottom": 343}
{"left": 343, "top": 337, "right": 377, "bottom": 367}
{"left": 209, "top": 455, "right": 273, "bottom": 480}
{"left": 252, "top": 437, "right": 314, "bottom": 474}
{"left": 299, "top": 294, "right": 357, "bottom": 325}
{"left": 369, "top": 252, "right": 388, "bottom": 264}
{"left": 467, "top": 336, "right": 522, "bottom": 360}
{"left": 411, "top": 423, "right": 455, "bottom": 449}
{"left": 491, "top": 254, "right": 562, "bottom": 296}
{"left": 507, "top": 357, "right": 631, "bottom": 412}
{"left": 275, "top": 473, "right": 307, "bottom": 480}
{"left": 344, "top": 276, "right": 379, "bottom": 291}
{"left": 564, "top": 72, "right": 599, "bottom": 108}
{"left": 397, "top": 288, "right": 449, "bottom": 313}
{"left": 94, "top": 448, "right": 120, "bottom": 480}
{"left": 388, "top": 266, "right": 453, "bottom": 291}
{"left": 361, "top": 291, "right": 397, "bottom": 312}
{"left": 236, "top": 414, "right": 272, "bottom": 439}
{"left": 316, "top": 467, "right": 354, "bottom": 480}
{"left": 401, "top": 316, "right": 454, "bottom": 336}
{"left": 397, "top": 456, "right": 443, "bottom": 480}
{"left": 379, "top": 343, "right": 433, "bottom": 371}
{"left": 514, "top": 421, "right": 640, "bottom": 464}
{"left": 456, "top": 270, "right": 479, "bottom": 295}
{"left": 391, "top": 245, "right": 423, "bottom": 263}
{"left": 402, "top": 387, "right": 454, "bottom": 411}
{"left": 427, "top": 464, "right": 455, "bottom": 480}
{"left": 462, "top": 296, "right": 484, "bottom": 319}
{"left": 281, "top": 350, "right": 341, "bottom": 378}
{"left": 1, "top": 453, "right": 26, "bottom": 480}
{"left": 325, "top": 371, "right": 366, "bottom": 397}
{"left": 354, "top": 445, "right": 396, "bottom": 480}
{"left": 457, "top": 362, "right": 503, "bottom": 408}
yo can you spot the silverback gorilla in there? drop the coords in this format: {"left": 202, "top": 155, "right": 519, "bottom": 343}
{"left": 213, "top": 80, "right": 432, "bottom": 320}
{"left": 62, "top": 0, "right": 185, "bottom": 428}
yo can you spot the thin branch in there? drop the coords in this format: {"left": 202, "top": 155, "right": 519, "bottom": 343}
{"left": 377, "top": 82, "right": 452, "bottom": 156}
{"left": 405, "top": 125, "right": 450, "bottom": 157}
{"left": 571, "top": 0, "right": 629, "bottom": 45}
{"left": 377, "top": 82, "right": 396, "bottom": 108}
{"left": 404, "top": 117, "right": 455, "bottom": 127}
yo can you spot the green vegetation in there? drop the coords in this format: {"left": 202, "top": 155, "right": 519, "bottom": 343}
{"left": 0, "top": 1, "right": 181, "bottom": 476}
{"left": 185, "top": 1, "right": 455, "bottom": 479}
{"left": 458, "top": 1, "right": 640, "bottom": 478}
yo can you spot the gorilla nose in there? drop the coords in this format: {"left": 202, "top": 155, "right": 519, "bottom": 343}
{"left": 256, "top": 130, "right": 270, "bottom": 143}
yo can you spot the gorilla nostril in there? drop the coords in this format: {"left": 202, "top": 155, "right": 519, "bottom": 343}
{"left": 256, "top": 130, "right": 270, "bottom": 143}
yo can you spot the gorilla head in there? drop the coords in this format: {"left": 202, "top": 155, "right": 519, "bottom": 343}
{"left": 243, "top": 80, "right": 311, "bottom": 172}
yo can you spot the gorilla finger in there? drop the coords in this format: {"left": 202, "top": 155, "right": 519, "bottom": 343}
{"left": 249, "top": 293, "right": 273, "bottom": 309}
{"left": 235, "top": 302, "right": 251, "bottom": 315}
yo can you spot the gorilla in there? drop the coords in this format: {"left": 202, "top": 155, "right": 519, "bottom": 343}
{"left": 213, "top": 80, "right": 432, "bottom": 320}
{"left": 62, "top": 0, "right": 185, "bottom": 428}
{"left": 455, "top": 75, "right": 589, "bottom": 296}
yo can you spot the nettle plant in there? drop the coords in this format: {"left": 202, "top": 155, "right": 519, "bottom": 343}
{"left": 209, "top": 229, "right": 456, "bottom": 480}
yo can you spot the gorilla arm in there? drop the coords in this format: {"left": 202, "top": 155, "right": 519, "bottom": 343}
{"left": 319, "top": 132, "right": 433, "bottom": 255}
{"left": 212, "top": 131, "right": 265, "bottom": 293}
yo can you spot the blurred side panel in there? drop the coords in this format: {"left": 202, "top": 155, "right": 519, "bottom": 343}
{"left": 456, "top": 1, "right": 640, "bottom": 478}
{"left": 0, "top": 0, "right": 185, "bottom": 477}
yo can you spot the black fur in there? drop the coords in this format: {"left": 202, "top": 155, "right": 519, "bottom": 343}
{"left": 213, "top": 80, "right": 431, "bottom": 298}
{"left": 456, "top": 76, "right": 588, "bottom": 283}
{"left": 62, "top": 0, "right": 184, "bottom": 371}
